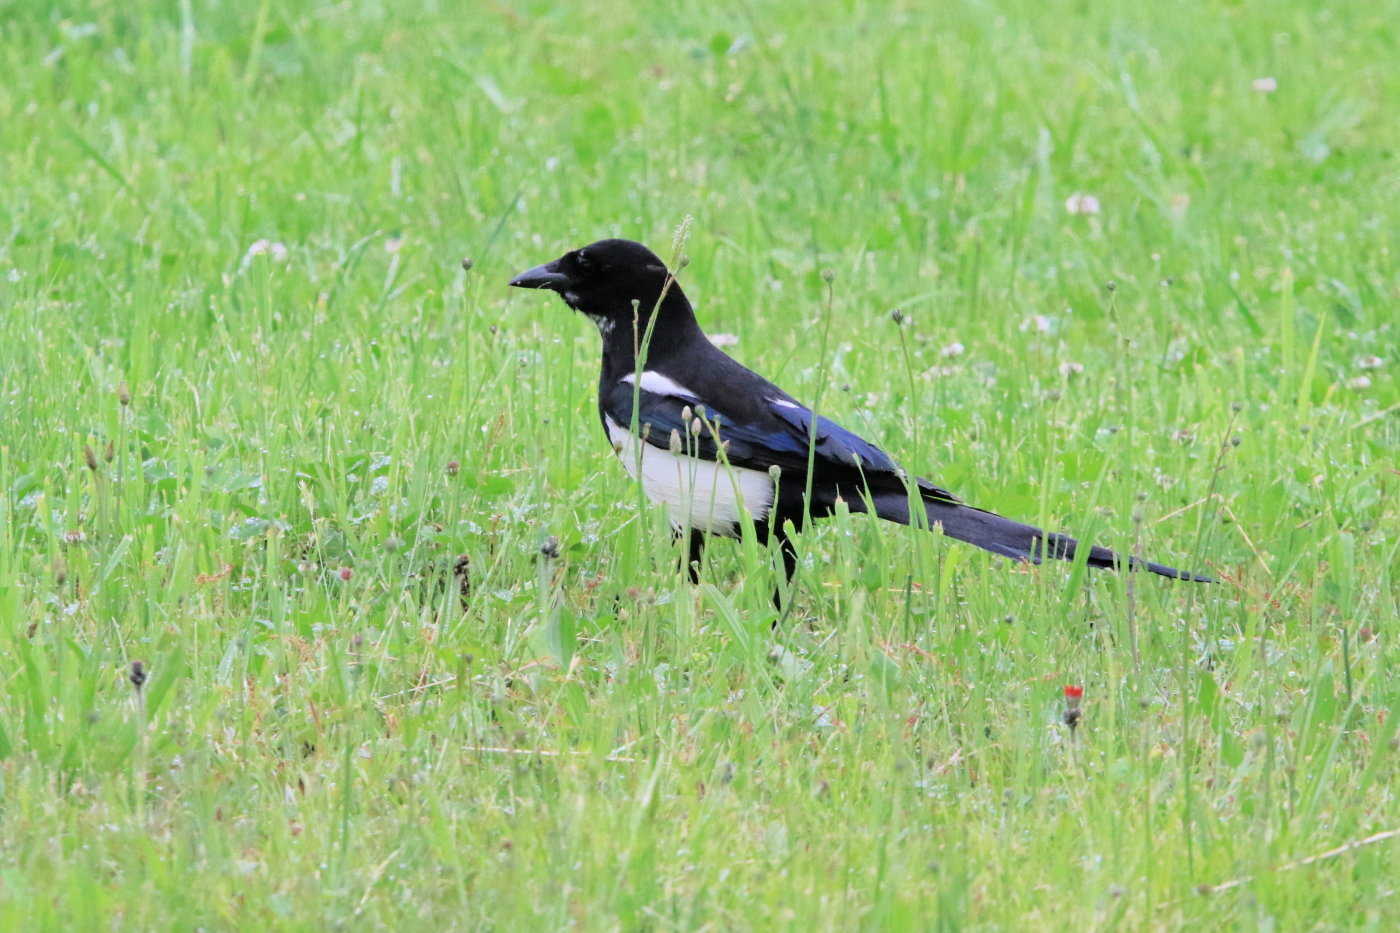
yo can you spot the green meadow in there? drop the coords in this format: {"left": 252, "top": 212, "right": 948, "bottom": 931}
{"left": 1, "top": 0, "right": 1397, "bottom": 927}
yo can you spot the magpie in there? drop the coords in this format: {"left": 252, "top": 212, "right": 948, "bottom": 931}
{"left": 510, "top": 238, "right": 1212, "bottom": 596}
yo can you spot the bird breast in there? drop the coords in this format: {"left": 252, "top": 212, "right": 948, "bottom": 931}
{"left": 603, "top": 415, "right": 775, "bottom": 536}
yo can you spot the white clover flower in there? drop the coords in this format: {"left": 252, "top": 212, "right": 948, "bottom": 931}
{"left": 1065, "top": 193, "right": 1101, "bottom": 215}
{"left": 244, "top": 238, "right": 288, "bottom": 262}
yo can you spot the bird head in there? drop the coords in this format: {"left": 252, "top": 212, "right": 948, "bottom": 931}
{"left": 509, "top": 239, "right": 687, "bottom": 337}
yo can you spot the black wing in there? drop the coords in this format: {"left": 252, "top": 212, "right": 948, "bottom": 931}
{"left": 600, "top": 378, "right": 925, "bottom": 485}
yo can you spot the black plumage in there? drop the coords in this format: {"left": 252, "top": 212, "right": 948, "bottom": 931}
{"left": 510, "top": 238, "right": 1212, "bottom": 597}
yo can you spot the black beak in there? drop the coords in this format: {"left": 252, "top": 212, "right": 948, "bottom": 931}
{"left": 509, "top": 259, "right": 571, "bottom": 291}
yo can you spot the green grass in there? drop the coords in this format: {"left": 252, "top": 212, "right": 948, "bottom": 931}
{"left": 1, "top": 0, "right": 1398, "bottom": 927}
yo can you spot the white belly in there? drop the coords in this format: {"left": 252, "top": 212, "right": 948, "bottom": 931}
{"left": 604, "top": 415, "right": 775, "bottom": 536}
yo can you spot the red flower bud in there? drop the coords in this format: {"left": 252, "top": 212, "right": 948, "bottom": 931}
{"left": 1063, "top": 684, "right": 1085, "bottom": 731}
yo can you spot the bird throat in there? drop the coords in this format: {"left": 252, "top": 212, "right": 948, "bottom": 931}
{"left": 584, "top": 312, "right": 616, "bottom": 337}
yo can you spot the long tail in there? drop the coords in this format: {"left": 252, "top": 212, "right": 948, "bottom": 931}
{"left": 869, "top": 489, "right": 1213, "bottom": 583}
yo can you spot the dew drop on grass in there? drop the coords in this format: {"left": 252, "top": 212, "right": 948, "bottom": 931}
{"left": 229, "top": 517, "right": 270, "bottom": 540}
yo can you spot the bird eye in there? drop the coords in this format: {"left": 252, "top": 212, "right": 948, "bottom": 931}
{"left": 574, "top": 251, "right": 595, "bottom": 274}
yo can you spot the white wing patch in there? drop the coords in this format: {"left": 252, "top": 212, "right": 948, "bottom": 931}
{"left": 620, "top": 371, "right": 697, "bottom": 399}
{"left": 770, "top": 398, "right": 801, "bottom": 410}
{"left": 604, "top": 415, "right": 775, "bottom": 537}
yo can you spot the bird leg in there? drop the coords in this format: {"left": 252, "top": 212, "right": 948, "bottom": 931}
{"left": 674, "top": 528, "right": 705, "bottom": 584}
{"left": 770, "top": 529, "right": 799, "bottom": 611}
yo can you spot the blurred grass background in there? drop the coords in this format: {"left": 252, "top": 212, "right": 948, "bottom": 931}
{"left": 0, "top": 0, "right": 1397, "bottom": 927}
